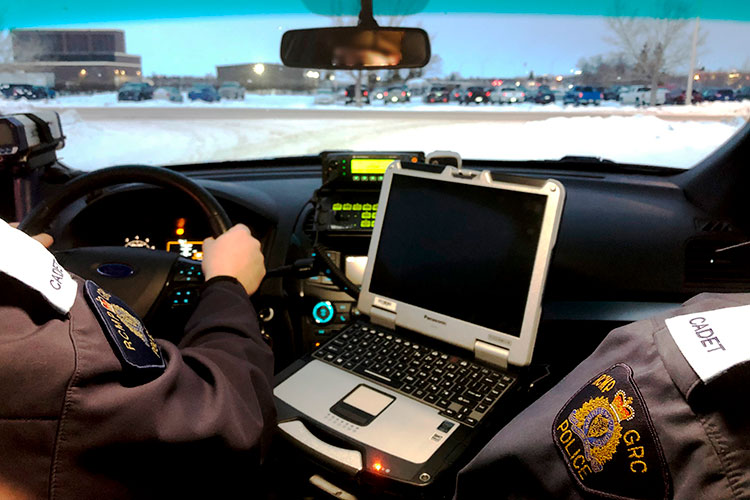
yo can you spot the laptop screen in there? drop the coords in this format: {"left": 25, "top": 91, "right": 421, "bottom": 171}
{"left": 369, "top": 173, "right": 547, "bottom": 337}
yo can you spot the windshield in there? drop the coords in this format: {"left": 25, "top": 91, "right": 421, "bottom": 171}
{"left": 1, "top": 4, "right": 749, "bottom": 170}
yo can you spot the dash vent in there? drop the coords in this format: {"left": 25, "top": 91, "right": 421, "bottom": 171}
{"left": 302, "top": 209, "right": 316, "bottom": 238}
{"left": 695, "top": 219, "right": 735, "bottom": 233}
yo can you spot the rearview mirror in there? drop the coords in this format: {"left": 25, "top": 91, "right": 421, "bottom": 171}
{"left": 281, "top": 27, "right": 431, "bottom": 70}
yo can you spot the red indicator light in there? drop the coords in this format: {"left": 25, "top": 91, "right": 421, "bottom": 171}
{"left": 411, "top": 157, "right": 417, "bottom": 162}
{"left": 384, "top": 91, "right": 388, "bottom": 97}
{"left": 401, "top": 91, "right": 406, "bottom": 96}
{"left": 373, "top": 463, "right": 382, "bottom": 471}
{"left": 468, "top": 92, "right": 473, "bottom": 97}
{"left": 578, "top": 92, "right": 583, "bottom": 98}
{"left": 363, "top": 91, "right": 368, "bottom": 96}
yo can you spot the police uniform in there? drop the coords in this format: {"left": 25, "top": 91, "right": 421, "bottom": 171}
{"left": 454, "top": 293, "right": 750, "bottom": 500}
{"left": 0, "top": 222, "right": 275, "bottom": 499}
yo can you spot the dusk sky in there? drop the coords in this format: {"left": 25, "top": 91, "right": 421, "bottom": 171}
{"left": 40, "top": 14, "right": 750, "bottom": 78}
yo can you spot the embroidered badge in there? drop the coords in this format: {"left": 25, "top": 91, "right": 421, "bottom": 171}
{"left": 84, "top": 280, "right": 165, "bottom": 375}
{"left": 552, "top": 364, "right": 671, "bottom": 500}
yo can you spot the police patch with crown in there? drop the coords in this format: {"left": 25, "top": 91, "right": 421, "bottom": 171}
{"left": 84, "top": 280, "right": 166, "bottom": 377}
{"left": 552, "top": 364, "right": 671, "bottom": 500}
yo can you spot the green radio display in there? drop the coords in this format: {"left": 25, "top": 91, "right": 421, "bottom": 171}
{"left": 350, "top": 158, "right": 395, "bottom": 175}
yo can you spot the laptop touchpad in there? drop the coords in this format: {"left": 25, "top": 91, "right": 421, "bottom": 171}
{"left": 331, "top": 384, "right": 394, "bottom": 426}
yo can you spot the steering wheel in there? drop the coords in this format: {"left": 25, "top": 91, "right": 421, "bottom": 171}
{"left": 19, "top": 165, "right": 232, "bottom": 318}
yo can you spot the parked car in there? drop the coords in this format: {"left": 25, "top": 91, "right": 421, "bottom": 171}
{"left": 383, "top": 85, "right": 410, "bottom": 104}
{"left": 153, "top": 86, "right": 184, "bottom": 102}
{"left": 736, "top": 87, "right": 750, "bottom": 101}
{"left": 188, "top": 84, "right": 221, "bottom": 102}
{"left": 665, "top": 89, "right": 704, "bottom": 105}
{"left": 423, "top": 85, "right": 450, "bottom": 103}
{"left": 372, "top": 87, "right": 388, "bottom": 101}
{"left": 565, "top": 85, "right": 603, "bottom": 106}
{"left": 491, "top": 86, "right": 525, "bottom": 104}
{"left": 117, "top": 82, "right": 154, "bottom": 101}
{"left": 619, "top": 86, "right": 668, "bottom": 106}
{"left": 532, "top": 85, "right": 554, "bottom": 104}
{"left": 602, "top": 85, "right": 624, "bottom": 101}
{"left": 344, "top": 84, "right": 370, "bottom": 104}
{"left": 31, "top": 86, "right": 55, "bottom": 99}
{"left": 313, "top": 87, "right": 336, "bottom": 105}
{"left": 462, "top": 86, "right": 491, "bottom": 104}
{"left": 450, "top": 87, "right": 465, "bottom": 102}
{"left": 218, "top": 81, "right": 245, "bottom": 100}
{"left": 702, "top": 88, "right": 735, "bottom": 102}
{"left": 0, "top": 83, "right": 48, "bottom": 100}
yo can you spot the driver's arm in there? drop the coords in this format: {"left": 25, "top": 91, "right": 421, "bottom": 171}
{"left": 45, "top": 224, "right": 275, "bottom": 497}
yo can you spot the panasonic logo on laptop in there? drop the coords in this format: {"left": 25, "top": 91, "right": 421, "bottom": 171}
{"left": 424, "top": 315, "right": 447, "bottom": 326}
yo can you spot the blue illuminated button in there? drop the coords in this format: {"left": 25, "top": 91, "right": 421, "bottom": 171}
{"left": 312, "top": 301, "right": 335, "bottom": 324}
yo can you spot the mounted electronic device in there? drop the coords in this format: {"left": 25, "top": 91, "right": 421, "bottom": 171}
{"left": 0, "top": 111, "right": 68, "bottom": 221}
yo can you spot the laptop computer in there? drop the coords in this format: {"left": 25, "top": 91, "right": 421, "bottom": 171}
{"left": 274, "top": 163, "right": 565, "bottom": 489}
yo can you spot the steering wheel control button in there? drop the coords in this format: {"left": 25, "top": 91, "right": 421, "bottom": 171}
{"left": 173, "top": 259, "right": 204, "bottom": 283}
{"left": 170, "top": 288, "right": 199, "bottom": 307}
{"left": 312, "top": 301, "right": 335, "bottom": 324}
{"left": 96, "top": 263, "right": 135, "bottom": 278}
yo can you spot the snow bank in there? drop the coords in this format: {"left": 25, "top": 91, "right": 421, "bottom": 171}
{"left": 52, "top": 113, "right": 745, "bottom": 171}
{"left": 1, "top": 96, "right": 746, "bottom": 171}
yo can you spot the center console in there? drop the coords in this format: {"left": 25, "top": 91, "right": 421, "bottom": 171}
{"left": 295, "top": 151, "right": 424, "bottom": 351}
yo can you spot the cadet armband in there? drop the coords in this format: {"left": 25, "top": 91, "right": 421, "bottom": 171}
{"left": 85, "top": 280, "right": 166, "bottom": 378}
{"left": 552, "top": 364, "right": 671, "bottom": 500}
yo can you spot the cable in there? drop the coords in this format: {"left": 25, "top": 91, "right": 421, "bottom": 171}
{"left": 313, "top": 244, "right": 360, "bottom": 300}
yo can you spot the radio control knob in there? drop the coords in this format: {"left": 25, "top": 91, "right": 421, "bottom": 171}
{"left": 312, "top": 301, "right": 335, "bottom": 324}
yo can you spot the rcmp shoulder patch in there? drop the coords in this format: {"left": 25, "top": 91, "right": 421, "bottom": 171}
{"left": 552, "top": 363, "right": 671, "bottom": 500}
{"left": 84, "top": 280, "right": 166, "bottom": 375}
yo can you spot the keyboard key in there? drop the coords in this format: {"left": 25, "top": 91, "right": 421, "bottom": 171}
{"left": 424, "top": 394, "right": 437, "bottom": 404}
{"left": 465, "top": 417, "right": 478, "bottom": 426}
{"left": 476, "top": 404, "right": 488, "bottom": 413}
{"left": 414, "top": 389, "right": 426, "bottom": 399}
{"left": 402, "top": 384, "right": 415, "bottom": 394}
{"left": 465, "top": 390, "right": 484, "bottom": 401}
{"left": 454, "top": 396, "right": 473, "bottom": 407}
{"left": 437, "top": 398, "right": 451, "bottom": 409}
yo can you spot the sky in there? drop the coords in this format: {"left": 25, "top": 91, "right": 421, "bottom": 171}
{"left": 25, "top": 14, "right": 750, "bottom": 78}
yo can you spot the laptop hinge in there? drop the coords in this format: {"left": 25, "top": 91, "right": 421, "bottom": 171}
{"left": 370, "top": 306, "right": 397, "bottom": 330}
{"left": 474, "top": 340, "right": 509, "bottom": 370}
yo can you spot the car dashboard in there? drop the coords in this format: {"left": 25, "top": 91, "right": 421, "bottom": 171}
{"left": 51, "top": 150, "right": 750, "bottom": 378}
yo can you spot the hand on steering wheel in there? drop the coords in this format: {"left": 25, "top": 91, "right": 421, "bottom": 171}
{"left": 18, "top": 165, "right": 232, "bottom": 318}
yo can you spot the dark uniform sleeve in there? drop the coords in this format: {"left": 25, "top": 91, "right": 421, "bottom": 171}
{"left": 454, "top": 293, "right": 750, "bottom": 500}
{"left": 49, "top": 276, "right": 276, "bottom": 499}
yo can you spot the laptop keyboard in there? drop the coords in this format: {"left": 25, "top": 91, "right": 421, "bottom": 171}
{"left": 312, "top": 323, "right": 515, "bottom": 427}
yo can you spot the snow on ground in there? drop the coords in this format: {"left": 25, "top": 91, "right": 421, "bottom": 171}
{"left": 2, "top": 95, "right": 747, "bottom": 171}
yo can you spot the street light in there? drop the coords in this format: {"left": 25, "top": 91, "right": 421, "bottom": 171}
{"left": 79, "top": 69, "right": 87, "bottom": 77}
{"left": 253, "top": 63, "right": 265, "bottom": 76}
